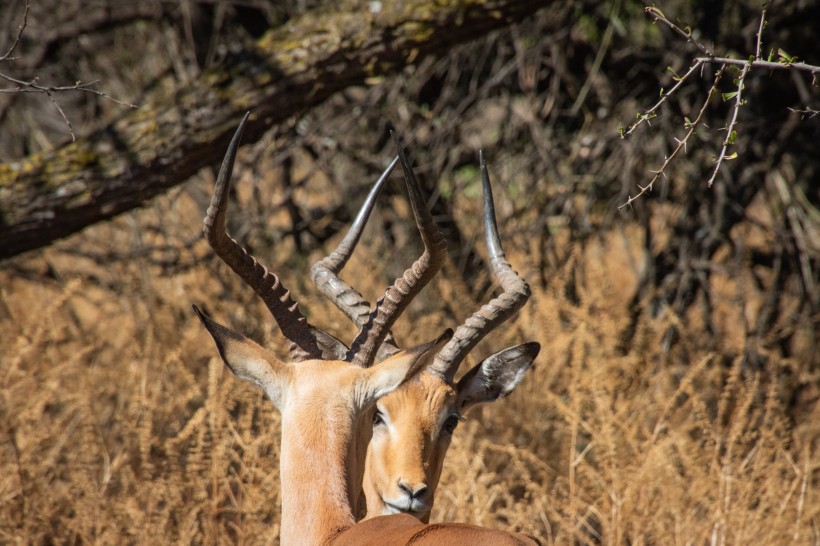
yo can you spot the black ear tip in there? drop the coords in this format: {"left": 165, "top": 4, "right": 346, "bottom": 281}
{"left": 523, "top": 341, "right": 541, "bottom": 359}
{"left": 192, "top": 305, "right": 217, "bottom": 331}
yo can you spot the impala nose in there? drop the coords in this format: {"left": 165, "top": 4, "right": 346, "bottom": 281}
{"left": 398, "top": 480, "right": 428, "bottom": 500}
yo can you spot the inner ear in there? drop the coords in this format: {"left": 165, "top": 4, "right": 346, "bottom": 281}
{"left": 311, "top": 326, "right": 350, "bottom": 361}
{"left": 456, "top": 342, "right": 539, "bottom": 411}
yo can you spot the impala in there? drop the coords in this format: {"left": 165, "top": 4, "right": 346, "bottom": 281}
{"left": 310, "top": 145, "right": 539, "bottom": 521}
{"left": 194, "top": 113, "right": 540, "bottom": 544}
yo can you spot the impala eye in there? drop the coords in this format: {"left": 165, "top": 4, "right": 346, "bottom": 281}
{"left": 373, "top": 409, "right": 386, "bottom": 427}
{"left": 443, "top": 414, "right": 463, "bottom": 434}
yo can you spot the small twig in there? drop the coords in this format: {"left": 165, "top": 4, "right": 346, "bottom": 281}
{"left": 648, "top": 4, "right": 820, "bottom": 77}
{"left": 44, "top": 89, "right": 76, "bottom": 140}
{"left": 707, "top": 61, "right": 750, "bottom": 187}
{"left": 696, "top": 56, "right": 820, "bottom": 77}
{"left": 623, "top": 5, "right": 819, "bottom": 206}
{"left": 0, "top": 0, "right": 137, "bottom": 141}
{"left": 644, "top": 6, "right": 714, "bottom": 57}
{"left": 622, "top": 59, "right": 704, "bottom": 137}
{"left": 619, "top": 66, "right": 725, "bottom": 209}
{"left": 0, "top": 73, "right": 137, "bottom": 140}
{"left": 706, "top": 9, "right": 768, "bottom": 187}
{"left": 787, "top": 107, "right": 819, "bottom": 119}
{"left": 754, "top": 6, "right": 767, "bottom": 60}
{"left": 0, "top": 0, "right": 29, "bottom": 62}
{"left": 0, "top": 74, "right": 137, "bottom": 107}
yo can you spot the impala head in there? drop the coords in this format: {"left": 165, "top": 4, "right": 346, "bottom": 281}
{"left": 194, "top": 303, "right": 453, "bottom": 545}
{"left": 365, "top": 342, "right": 539, "bottom": 519}
{"left": 311, "top": 145, "right": 539, "bottom": 521}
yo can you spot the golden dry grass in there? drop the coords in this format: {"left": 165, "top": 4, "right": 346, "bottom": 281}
{"left": 1, "top": 156, "right": 818, "bottom": 545}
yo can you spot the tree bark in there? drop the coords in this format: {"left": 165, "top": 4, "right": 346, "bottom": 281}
{"left": 0, "top": 0, "right": 545, "bottom": 260}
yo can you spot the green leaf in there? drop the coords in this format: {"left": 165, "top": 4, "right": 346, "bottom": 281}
{"left": 722, "top": 91, "right": 738, "bottom": 101}
{"left": 778, "top": 48, "right": 797, "bottom": 63}
{"left": 725, "top": 152, "right": 738, "bottom": 160}
{"left": 727, "top": 130, "right": 737, "bottom": 144}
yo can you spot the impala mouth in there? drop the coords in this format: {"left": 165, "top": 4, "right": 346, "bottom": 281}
{"left": 383, "top": 498, "right": 430, "bottom": 517}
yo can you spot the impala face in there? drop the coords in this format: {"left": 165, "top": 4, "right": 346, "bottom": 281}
{"left": 362, "top": 342, "right": 539, "bottom": 522}
{"left": 365, "top": 372, "right": 458, "bottom": 520}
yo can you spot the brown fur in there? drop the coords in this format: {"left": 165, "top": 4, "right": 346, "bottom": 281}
{"left": 331, "top": 513, "right": 539, "bottom": 545}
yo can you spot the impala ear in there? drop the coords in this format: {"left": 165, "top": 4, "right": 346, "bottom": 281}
{"left": 456, "top": 342, "right": 539, "bottom": 411}
{"left": 359, "top": 328, "right": 453, "bottom": 406}
{"left": 310, "top": 326, "right": 350, "bottom": 361}
{"left": 193, "top": 305, "right": 291, "bottom": 409}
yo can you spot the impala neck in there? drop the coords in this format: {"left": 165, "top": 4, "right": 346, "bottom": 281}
{"left": 278, "top": 404, "right": 359, "bottom": 545}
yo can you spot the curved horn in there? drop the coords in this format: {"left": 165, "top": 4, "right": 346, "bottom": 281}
{"left": 430, "top": 150, "right": 531, "bottom": 381}
{"left": 347, "top": 134, "right": 447, "bottom": 368}
{"left": 310, "top": 156, "right": 401, "bottom": 362}
{"left": 203, "top": 113, "right": 322, "bottom": 362}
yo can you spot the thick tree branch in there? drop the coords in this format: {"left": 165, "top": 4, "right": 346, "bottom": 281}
{"left": 0, "top": 0, "right": 545, "bottom": 260}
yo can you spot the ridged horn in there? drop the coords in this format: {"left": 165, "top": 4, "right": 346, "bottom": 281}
{"left": 310, "top": 156, "right": 401, "bottom": 362}
{"left": 429, "top": 150, "right": 531, "bottom": 381}
{"left": 203, "top": 112, "right": 322, "bottom": 362}
{"left": 346, "top": 134, "right": 447, "bottom": 368}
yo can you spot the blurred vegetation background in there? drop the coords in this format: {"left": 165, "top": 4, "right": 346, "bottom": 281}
{"left": 1, "top": 0, "right": 817, "bottom": 544}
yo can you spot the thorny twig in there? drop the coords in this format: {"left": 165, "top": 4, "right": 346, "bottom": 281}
{"left": 0, "top": 0, "right": 138, "bottom": 142}
{"left": 619, "top": 66, "right": 726, "bottom": 210}
{"left": 627, "top": 6, "right": 820, "bottom": 140}
{"left": 622, "top": 59, "right": 704, "bottom": 137}
{"left": 706, "top": 9, "right": 769, "bottom": 187}
{"left": 706, "top": 59, "right": 748, "bottom": 187}
{"left": 620, "top": 5, "right": 820, "bottom": 206}
{"left": 644, "top": 6, "right": 713, "bottom": 57}
{"left": 754, "top": 8, "right": 767, "bottom": 61}
{"left": 696, "top": 56, "right": 820, "bottom": 79}
{"left": 0, "top": 74, "right": 138, "bottom": 141}
{"left": 0, "top": 0, "right": 28, "bottom": 62}
{"left": 788, "top": 107, "right": 819, "bottom": 119}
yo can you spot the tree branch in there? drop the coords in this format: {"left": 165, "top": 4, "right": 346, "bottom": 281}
{"left": 0, "top": 0, "right": 29, "bottom": 63}
{"left": 619, "top": 66, "right": 725, "bottom": 209}
{"left": 0, "top": 0, "right": 546, "bottom": 260}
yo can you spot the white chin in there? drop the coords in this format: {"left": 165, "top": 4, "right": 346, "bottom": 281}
{"left": 382, "top": 504, "right": 403, "bottom": 515}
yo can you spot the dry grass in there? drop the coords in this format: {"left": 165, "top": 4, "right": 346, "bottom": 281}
{"left": 1, "top": 158, "right": 818, "bottom": 545}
